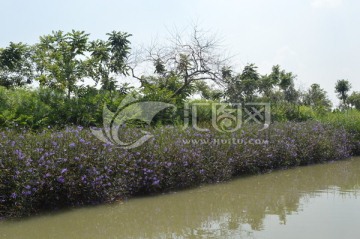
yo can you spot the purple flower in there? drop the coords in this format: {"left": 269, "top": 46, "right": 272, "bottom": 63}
{"left": 22, "top": 190, "right": 32, "bottom": 196}
{"left": 152, "top": 179, "right": 160, "bottom": 186}
{"left": 143, "top": 168, "right": 153, "bottom": 174}
{"left": 35, "top": 148, "right": 44, "bottom": 152}
{"left": 61, "top": 168, "right": 68, "bottom": 174}
{"left": 57, "top": 176, "right": 65, "bottom": 183}
{"left": 10, "top": 192, "right": 17, "bottom": 199}
{"left": 14, "top": 149, "right": 25, "bottom": 160}
{"left": 69, "top": 142, "right": 76, "bottom": 148}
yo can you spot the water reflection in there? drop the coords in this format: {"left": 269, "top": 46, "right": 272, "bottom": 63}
{"left": 1, "top": 158, "right": 360, "bottom": 239}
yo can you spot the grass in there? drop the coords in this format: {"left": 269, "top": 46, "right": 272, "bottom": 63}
{"left": 318, "top": 109, "right": 360, "bottom": 154}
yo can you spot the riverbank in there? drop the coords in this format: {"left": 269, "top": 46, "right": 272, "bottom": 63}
{"left": 2, "top": 157, "right": 359, "bottom": 239}
{"left": 1, "top": 120, "right": 359, "bottom": 220}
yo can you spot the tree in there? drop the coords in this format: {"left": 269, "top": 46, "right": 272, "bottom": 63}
{"left": 87, "top": 31, "right": 132, "bottom": 92}
{"left": 144, "top": 73, "right": 194, "bottom": 98}
{"left": 0, "top": 42, "right": 34, "bottom": 88}
{"left": 238, "top": 63, "right": 260, "bottom": 102}
{"left": 284, "top": 85, "right": 300, "bottom": 104}
{"left": 335, "top": 79, "right": 351, "bottom": 107}
{"left": 132, "top": 26, "right": 228, "bottom": 99}
{"left": 33, "top": 30, "right": 89, "bottom": 98}
{"left": 259, "top": 65, "right": 281, "bottom": 97}
{"left": 348, "top": 91, "right": 360, "bottom": 110}
{"left": 275, "top": 68, "right": 299, "bottom": 104}
{"left": 258, "top": 65, "right": 299, "bottom": 104}
{"left": 278, "top": 71, "right": 296, "bottom": 92}
{"left": 225, "top": 63, "right": 260, "bottom": 103}
{"left": 303, "top": 83, "right": 332, "bottom": 111}
{"left": 335, "top": 79, "right": 351, "bottom": 108}
{"left": 195, "top": 81, "right": 223, "bottom": 100}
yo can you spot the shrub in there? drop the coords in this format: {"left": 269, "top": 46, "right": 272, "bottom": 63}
{"left": 0, "top": 121, "right": 356, "bottom": 219}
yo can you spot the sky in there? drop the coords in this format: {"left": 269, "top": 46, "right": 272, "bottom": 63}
{"left": 0, "top": 0, "right": 359, "bottom": 105}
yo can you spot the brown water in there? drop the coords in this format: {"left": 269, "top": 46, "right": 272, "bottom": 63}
{"left": 1, "top": 157, "right": 360, "bottom": 239}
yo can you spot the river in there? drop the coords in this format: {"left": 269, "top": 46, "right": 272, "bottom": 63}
{"left": 1, "top": 157, "right": 360, "bottom": 239}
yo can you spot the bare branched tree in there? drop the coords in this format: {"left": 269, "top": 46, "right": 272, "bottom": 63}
{"left": 130, "top": 25, "right": 229, "bottom": 98}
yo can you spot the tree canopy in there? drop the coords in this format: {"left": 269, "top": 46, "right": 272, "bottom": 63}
{"left": 335, "top": 79, "right": 351, "bottom": 107}
{"left": 0, "top": 28, "right": 358, "bottom": 129}
{"left": 0, "top": 42, "right": 34, "bottom": 88}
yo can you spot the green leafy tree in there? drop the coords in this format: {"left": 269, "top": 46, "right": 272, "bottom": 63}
{"left": 335, "top": 79, "right": 351, "bottom": 107}
{"left": 348, "top": 91, "right": 360, "bottom": 110}
{"left": 276, "top": 68, "right": 299, "bottom": 104}
{"left": 33, "top": 30, "right": 89, "bottom": 98}
{"left": 303, "top": 83, "right": 332, "bottom": 111}
{"left": 87, "top": 31, "right": 132, "bottom": 92}
{"left": 0, "top": 42, "right": 34, "bottom": 88}
{"left": 259, "top": 65, "right": 281, "bottom": 97}
{"left": 225, "top": 63, "right": 260, "bottom": 103}
{"left": 258, "top": 65, "right": 298, "bottom": 103}
{"left": 278, "top": 72, "right": 295, "bottom": 91}
{"left": 142, "top": 73, "right": 194, "bottom": 103}
{"left": 195, "top": 81, "right": 223, "bottom": 101}
{"left": 239, "top": 63, "right": 260, "bottom": 102}
{"left": 284, "top": 85, "right": 300, "bottom": 104}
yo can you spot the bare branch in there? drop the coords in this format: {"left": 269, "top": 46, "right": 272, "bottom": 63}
{"left": 131, "top": 24, "right": 231, "bottom": 97}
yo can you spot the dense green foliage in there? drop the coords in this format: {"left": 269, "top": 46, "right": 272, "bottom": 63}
{"left": 348, "top": 91, "right": 360, "bottom": 110}
{"left": 0, "top": 86, "right": 131, "bottom": 128}
{"left": 0, "top": 85, "right": 347, "bottom": 128}
{"left": 0, "top": 42, "right": 33, "bottom": 88}
{"left": 1, "top": 29, "right": 358, "bottom": 129}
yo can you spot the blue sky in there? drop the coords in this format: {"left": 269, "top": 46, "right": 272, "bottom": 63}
{"left": 1, "top": 0, "right": 359, "bottom": 104}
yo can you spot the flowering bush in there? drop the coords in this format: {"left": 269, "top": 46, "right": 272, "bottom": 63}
{"left": 0, "top": 121, "right": 357, "bottom": 219}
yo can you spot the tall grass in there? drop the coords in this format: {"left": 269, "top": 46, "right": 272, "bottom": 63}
{"left": 318, "top": 109, "right": 360, "bottom": 154}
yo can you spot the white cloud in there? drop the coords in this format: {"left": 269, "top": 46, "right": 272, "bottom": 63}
{"left": 311, "top": 0, "right": 343, "bottom": 8}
